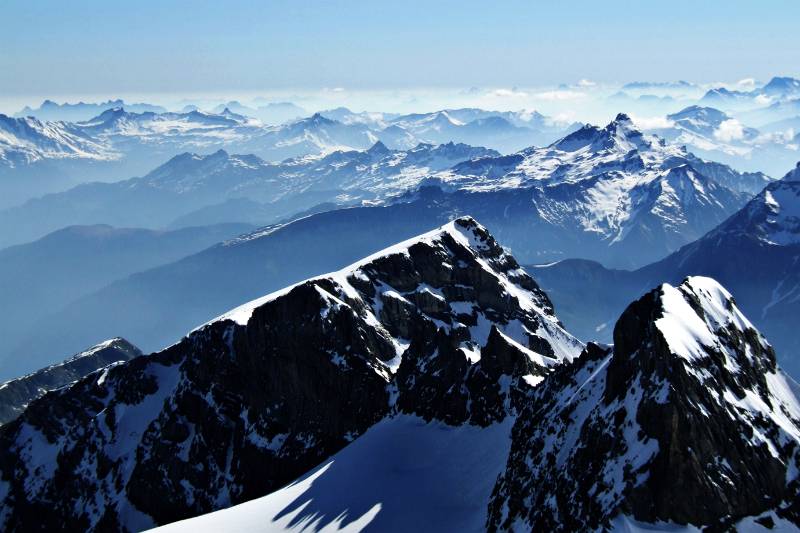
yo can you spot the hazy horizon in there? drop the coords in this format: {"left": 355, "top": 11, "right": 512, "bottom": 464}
{"left": 3, "top": 0, "right": 799, "bottom": 107}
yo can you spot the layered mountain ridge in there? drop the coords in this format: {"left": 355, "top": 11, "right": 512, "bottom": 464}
{"left": 1, "top": 119, "right": 771, "bottom": 375}
{"left": 379, "top": 113, "right": 758, "bottom": 267}
{"left": 0, "top": 141, "right": 496, "bottom": 247}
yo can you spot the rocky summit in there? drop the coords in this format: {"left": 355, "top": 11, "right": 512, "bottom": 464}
{"left": 487, "top": 276, "right": 800, "bottom": 531}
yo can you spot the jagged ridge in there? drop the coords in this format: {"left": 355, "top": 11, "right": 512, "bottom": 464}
{"left": 0, "top": 217, "right": 581, "bottom": 532}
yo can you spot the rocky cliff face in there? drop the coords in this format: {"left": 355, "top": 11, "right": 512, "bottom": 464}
{"left": 487, "top": 276, "right": 800, "bottom": 531}
{"left": 0, "top": 217, "right": 581, "bottom": 532}
{"left": 0, "top": 338, "right": 141, "bottom": 425}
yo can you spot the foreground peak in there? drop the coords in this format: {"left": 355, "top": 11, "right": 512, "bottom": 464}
{"left": 489, "top": 275, "right": 800, "bottom": 530}
{"left": 0, "top": 217, "right": 582, "bottom": 530}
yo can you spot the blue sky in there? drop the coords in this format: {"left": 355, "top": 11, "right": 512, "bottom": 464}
{"left": 2, "top": 0, "right": 799, "bottom": 97}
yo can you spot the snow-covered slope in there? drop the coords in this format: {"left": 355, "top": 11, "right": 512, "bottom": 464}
{"left": 152, "top": 414, "right": 515, "bottom": 533}
{"left": 0, "top": 114, "right": 112, "bottom": 167}
{"left": 0, "top": 217, "right": 581, "bottom": 532}
{"left": 432, "top": 113, "right": 746, "bottom": 193}
{"left": 74, "top": 107, "right": 266, "bottom": 157}
{"left": 274, "top": 141, "right": 498, "bottom": 201}
{"left": 715, "top": 162, "right": 800, "bottom": 246}
{"left": 488, "top": 276, "right": 800, "bottom": 531}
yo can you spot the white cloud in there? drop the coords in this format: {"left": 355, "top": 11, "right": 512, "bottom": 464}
{"left": 736, "top": 78, "right": 757, "bottom": 90}
{"left": 486, "top": 88, "right": 528, "bottom": 98}
{"left": 755, "top": 94, "right": 772, "bottom": 105}
{"left": 577, "top": 79, "right": 596, "bottom": 88}
{"left": 533, "top": 90, "right": 586, "bottom": 101}
{"left": 629, "top": 114, "right": 674, "bottom": 130}
{"left": 755, "top": 129, "right": 795, "bottom": 144}
{"left": 550, "top": 111, "right": 579, "bottom": 125}
{"left": 714, "top": 119, "right": 745, "bottom": 142}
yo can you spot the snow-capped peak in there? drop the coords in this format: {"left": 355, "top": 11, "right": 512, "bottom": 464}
{"left": 550, "top": 113, "right": 649, "bottom": 154}
{"left": 601, "top": 112, "right": 650, "bottom": 152}
{"left": 208, "top": 216, "right": 582, "bottom": 366}
{"left": 761, "top": 76, "right": 800, "bottom": 97}
{"left": 653, "top": 276, "right": 763, "bottom": 363}
{"left": 304, "top": 112, "right": 336, "bottom": 127}
{"left": 428, "top": 110, "right": 463, "bottom": 126}
{"left": 366, "top": 140, "right": 391, "bottom": 156}
{"left": 709, "top": 167, "right": 800, "bottom": 246}
{"left": 488, "top": 275, "right": 800, "bottom": 531}
{"left": 668, "top": 105, "right": 729, "bottom": 124}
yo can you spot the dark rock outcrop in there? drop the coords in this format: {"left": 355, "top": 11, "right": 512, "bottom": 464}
{"left": 0, "top": 338, "right": 141, "bottom": 425}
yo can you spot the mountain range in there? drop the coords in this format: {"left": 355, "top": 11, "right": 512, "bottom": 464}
{"left": 14, "top": 99, "right": 168, "bottom": 122}
{"left": 0, "top": 141, "right": 495, "bottom": 247}
{"left": 210, "top": 101, "right": 307, "bottom": 124}
{"left": 650, "top": 104, "right": 799, "bottom": 178}
{"left": 410, "top": 113, "right": 762, "bottom": 266}
{"left": 0, "top": 219, "right": 796, "bottom": 532}
{"left": 0, "top": 113, "right": 764, "bottom": 257}
{"left": 701, "top": 76, "right": 800, "bottom": 107}
{"left": 0, "top": 106, "right": 580, "bottom": 209}
{"left": 320, "top": 107, "right": 582, "bottom": 153}
{"left": 0, "top": 114, "right": 777, "bottom": 377}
